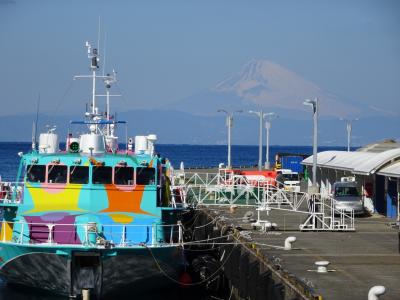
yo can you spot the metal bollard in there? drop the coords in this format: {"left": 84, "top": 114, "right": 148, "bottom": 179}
{"left": 315, "top": 261, "right": 330, "bottom": 273}
{"left": 229, "top": 205, "right": 238, "bottom": 214}
{"left": 82, "top": 289, "right": 90, "bottom": 300}
{"left": 284, "top": 236, "right": 296, "bottom": 250}
{"left": 368, "top": 286, "right": 386, "bottom": 300}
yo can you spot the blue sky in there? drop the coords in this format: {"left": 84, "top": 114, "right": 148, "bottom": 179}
{"left": 0, "top": 0, "right": 399, "bottom": 117}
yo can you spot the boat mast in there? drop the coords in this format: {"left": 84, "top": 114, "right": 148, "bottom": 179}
{"left": 73, "top": 40, "right": 123, "bottom": 153}
{"left": 32, "top": 93, "right": 40, "bottom": 151}
{"left": 86, "top": 41, "right": 99, "bottom": 115}
{"left": 103, "top": 70, "right": 118, "bottom": 135}
{"left": 74, "top": 41, "right": 106, "bottom": 133}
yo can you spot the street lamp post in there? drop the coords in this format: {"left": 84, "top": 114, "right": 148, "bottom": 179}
{"left": 303, "top": 98, "right": 319, "bottom": 190}
{"left": 218, "top": 109, "right": 242, "bottom": 169}
{"left": 249, "top": 110, "right": 264, "bottom": 171}
{"left": 264, "top": 112, "right": 278, "bottom": 169}
{"left": 340, "top": 118, "right": 359, "bottom": 152}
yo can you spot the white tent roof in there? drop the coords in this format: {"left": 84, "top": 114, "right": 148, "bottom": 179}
{"left": 377, "top": 161, "right": 400, "bottom": 178}
{"left": 302, "top": 148, "right": 400, "bottom": 175}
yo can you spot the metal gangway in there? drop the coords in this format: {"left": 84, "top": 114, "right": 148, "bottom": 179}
{"left": 0, "top": 181, "right": 23, "bottom": 205}
{"left": 170, "top": 170, "right": 355, "bottom": 231}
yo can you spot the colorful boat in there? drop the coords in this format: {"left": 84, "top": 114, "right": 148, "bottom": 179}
{"left": 0, "top": 41, "right": 189, "bottom": 298}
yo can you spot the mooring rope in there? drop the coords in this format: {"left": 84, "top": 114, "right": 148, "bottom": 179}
{"left": 193, "top": 216, "right": 220, "bottom": 229}
{"left": 142, "top": 240, "right": 238, "bottom": 287}
{"left": 182, "top": 234, "right": 233, "bottom": 245}
{"left": 227, "top": 285, "right": 234, "bottom": 300}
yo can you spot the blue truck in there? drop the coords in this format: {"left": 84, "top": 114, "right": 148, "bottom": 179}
{"left": 275, "top": 153, "right": 307, "bottom": 173}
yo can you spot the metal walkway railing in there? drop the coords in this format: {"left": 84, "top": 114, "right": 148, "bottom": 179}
{"left": 0, "top": 182, "right": 23, "bottom": 204}
{"left": 171, "top": 171, "right": 355, "bottom": 231}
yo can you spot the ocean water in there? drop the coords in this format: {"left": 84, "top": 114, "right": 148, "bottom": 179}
{"left": 0, "top": 142, "right": 349, "bottom": 299}
{"left": 0, "top": 142, "right": 350, "bottom": 181}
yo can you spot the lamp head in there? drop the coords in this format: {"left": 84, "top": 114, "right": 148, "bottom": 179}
{"left": 303, "top": 99, "right": 316, "bottom": 107}
{"left": 264, "top": 112, "right": 278, "bottom": 119}
{"left": 248, "top": 110, "right": 261, "bottom": 116}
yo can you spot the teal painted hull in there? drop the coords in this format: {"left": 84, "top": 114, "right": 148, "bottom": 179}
{"left": 0, "top": 243, "right": 184, "bottom": 297}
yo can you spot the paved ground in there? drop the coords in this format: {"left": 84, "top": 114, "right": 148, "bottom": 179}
{"left": 206, "top": 205, "right": 400, "bottom": 300}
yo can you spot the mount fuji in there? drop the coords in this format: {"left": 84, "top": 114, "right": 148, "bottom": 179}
{"left": 1, "top": 60, "right": 398, "bottom": 145}
{"left": 168, "top": 59, "right": 384, "bottom": 119}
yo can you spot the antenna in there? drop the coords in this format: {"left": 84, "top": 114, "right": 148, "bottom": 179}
{"left": 82, "top": 41, "right": 100, "bottom": 115}
{"left": 85, "top": 41, "right": 91, "bottom": 55}
{"left": 102, "top": 31, "right": 107, "bottom": 76}
{"left": 97, "top": 16, "right": 101, "bottom": 55}
{"left": 32, "top": 93, "right": 40, "bottom": 151}
{"left": 76, "top": 39, "right": 111, "bottom": 119}
{"left": 31, "top": 122, "right": 35, "bottom": 151}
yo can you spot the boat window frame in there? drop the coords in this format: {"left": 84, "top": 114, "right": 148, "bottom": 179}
{"left": 92, "top": 165, "right": 113, "bottom": 185}
{"left": 26, "top": 164, "right": 46, "bottom": 183}
{"left": 47, "top": 164, "right": 68, "bottom": 184}
{"left": 69, "top": 165, "right": 90, "bottom": 185}
{"left": 114, "top": 166, "right": 135, "bottom": 186}
{"left": 136, "top": 167, "right": 156, "bottom": 185}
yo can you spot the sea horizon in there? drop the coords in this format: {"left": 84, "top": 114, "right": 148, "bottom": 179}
{"left": 0, "top": 142, "right": 352, "bottom": 182}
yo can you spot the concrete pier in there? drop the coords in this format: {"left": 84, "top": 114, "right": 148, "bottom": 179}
{"left": 191, "top": 206, "right": 400, "bottom": 300}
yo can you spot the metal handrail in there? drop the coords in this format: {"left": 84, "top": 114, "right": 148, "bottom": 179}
{"left": 0, "top": 220, "right": 183, "bottom": 247}
{"left": 172, "top": 171, "right": 355, "bottom": 231}
{"left": 0, "top": 181, "right": 24, "bottom": 204}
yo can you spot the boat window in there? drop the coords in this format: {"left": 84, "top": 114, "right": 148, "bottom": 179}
{"left": 26, "top": 165, "right": 46, "bottom": 183}
{"left": 48, "top": 165, "right": 67, "bottom": 184}
{"left": 114, "top": 167, "right": 134, "bottom": 185}
{"left": 69, "top": 166, "right": 89, "bottom": 184}
{"left": 136, "top": 167, "right": 156, "bottom": 185}
{"left": 92, "top": 166, "right": 112, "bottom": 184}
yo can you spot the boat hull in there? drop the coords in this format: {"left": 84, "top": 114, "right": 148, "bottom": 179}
{"left": 0, "top": 243, "right": 185, "bottom": 298}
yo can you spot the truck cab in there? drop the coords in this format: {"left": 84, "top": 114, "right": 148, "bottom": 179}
{"left": 276, "top": 169, "right": 300, "bottom": 192}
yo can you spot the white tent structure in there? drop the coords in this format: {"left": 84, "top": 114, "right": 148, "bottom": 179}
{"left": 377, "top": 161, "right": 400, "bottom": 178}
{"left": 302, "top": 148, "right": 400, "bottom": 175}
{"left": 302, "top": 148, "right": 400, "bottom": 218}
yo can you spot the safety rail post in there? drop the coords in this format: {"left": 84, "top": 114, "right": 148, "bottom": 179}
{"left": 152, "top": 223, "right": 156, "bottom": 246}
{"left": 198, "top": 185, "right": 202, "bottom": 203}
{"left": 19, "top": 221, "right": 24, "bottom": 244}
{"left": 120, "top": 225, "right": 126, "bottom": 246}
{"left": 177, "top": 221, "right": 183, "bottom": 246}
{"left": 1, "top": 221, "right": 6, "bottom": 242}
{"left": 84, "top": 223, "right": 89, "bottom": 245}
{"left": 341, "top": 209, "right": 344, "bottom": 227}
{"left": 330, "top": 197, "right": 335, "bottom": 227}
{"left": 169, "top": 225, "right": 173, "bottom": 244}
{"left": 47, "top": 224, "right": 55, "bottom": 244}
{"left": 172, "top": 195, "right": 177, "bottom": 208}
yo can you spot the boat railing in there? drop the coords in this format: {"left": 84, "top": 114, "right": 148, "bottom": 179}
{"left": 0, "top": 182, "right": 24, "bottom": 205}
{"left": 0, "top": 220, "right": 183, "bottom": 248}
